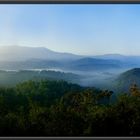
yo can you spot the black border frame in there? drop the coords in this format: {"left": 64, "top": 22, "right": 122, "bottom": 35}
{"left": 0, "top": 0, "right": 140, "bottom": 4}
{"left": 1, "top": 137, "right": 140, "bottom": 139}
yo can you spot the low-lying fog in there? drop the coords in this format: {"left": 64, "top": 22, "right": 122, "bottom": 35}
{"left": 21, "top": 67, "right": 131, "bottom": 90}
{"left": 2, "top": 67, "right": 132, "bottom": 89}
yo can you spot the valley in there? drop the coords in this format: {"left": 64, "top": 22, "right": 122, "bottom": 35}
{"left": 0, "top": 46, "right": 139, "bottom": 95}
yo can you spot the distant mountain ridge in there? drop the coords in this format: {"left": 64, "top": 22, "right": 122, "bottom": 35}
{"left": 1, "top": 45, "right": 140, "bottom": 61}
{"left": 0, "top": 46, "right": 125, "bottom": 71}
{"left": 0, "top": 46, "right": 83, "bottom": 61}
{"left": 93, "top": 54, "right": 126, "bottom": 60}
{"left": 0, "top": 46, "right": 140, "bottom": 72}
{"left": 65, "top": 57, "right": 122, "bottom": 71}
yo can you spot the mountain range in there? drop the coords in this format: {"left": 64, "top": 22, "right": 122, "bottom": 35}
{"left": 0, "top": 46, "right": 83, "bottom": 61}
{"left": 0, "top": 45, "right": 136, "bottom": 71}
{"left": 0, "top": 45, "right": 140, "bottom": 94}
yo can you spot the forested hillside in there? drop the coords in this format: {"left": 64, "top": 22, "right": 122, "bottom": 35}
{"left": 114, "top": 68, "right": 140, "bottom": 92}
{"left": 0, "top": 70, "right": 80, "bottom": 87}
{"left": 0, "top": 79, "right": 139, "bottom": 136}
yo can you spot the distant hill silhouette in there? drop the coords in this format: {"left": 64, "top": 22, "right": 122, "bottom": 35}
{"left": 114, "top": 68, "right": 140, "bottom": 92}
{"left": 0, "top": 46, "right": 83, "bottom": 61}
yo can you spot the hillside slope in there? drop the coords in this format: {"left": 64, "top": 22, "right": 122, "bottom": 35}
{"left": 114, "top": 68, "right": 140, "bottom": 92}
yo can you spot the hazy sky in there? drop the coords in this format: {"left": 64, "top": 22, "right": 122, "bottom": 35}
{"left": 0, "top": 4, "right": 140, "bottom": 55}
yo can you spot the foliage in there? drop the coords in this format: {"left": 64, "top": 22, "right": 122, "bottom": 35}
{"left": 0, "top": 80, "right": 139, "bottom": 136}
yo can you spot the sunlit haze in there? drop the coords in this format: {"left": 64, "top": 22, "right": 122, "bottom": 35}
{"left": 0, "top": 4, "right": 140, "bottom": 55}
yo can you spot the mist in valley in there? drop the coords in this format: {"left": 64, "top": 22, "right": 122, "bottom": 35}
{"left": 0, "top": 46, "right": 139, "bottom": 94}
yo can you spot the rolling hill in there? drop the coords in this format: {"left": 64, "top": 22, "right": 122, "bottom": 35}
{"left": 66, "top": 57, "right": 122, "bottom": 71}
{"left": 0, "top": 70, "right": 81, "bottom": 87}
{"left": 114, "top": 68, "right": 140, "bottom": 93}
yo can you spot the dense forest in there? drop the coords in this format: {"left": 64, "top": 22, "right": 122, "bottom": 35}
{"left": 0, "top": 79, "right": 139, "bottom": 136}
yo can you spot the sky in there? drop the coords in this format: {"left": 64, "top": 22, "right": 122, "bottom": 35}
{"left": 0, "top": 4, "right": 140, "bottom": 55}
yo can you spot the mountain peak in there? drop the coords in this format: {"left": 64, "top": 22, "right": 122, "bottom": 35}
{"left": 0, "top": 45, "right": 82, "bottom": 61}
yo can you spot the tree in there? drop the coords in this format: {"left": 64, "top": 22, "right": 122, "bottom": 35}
{"left": 130, "top": 83, "right": 140, "bottom": 97}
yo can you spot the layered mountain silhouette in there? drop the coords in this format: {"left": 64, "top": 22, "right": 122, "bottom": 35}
{"left": 1, "top": 46, "right": 140, "bottom": 93}
{"left": 0, "top": 46, "right": 126, "bottom": 71}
